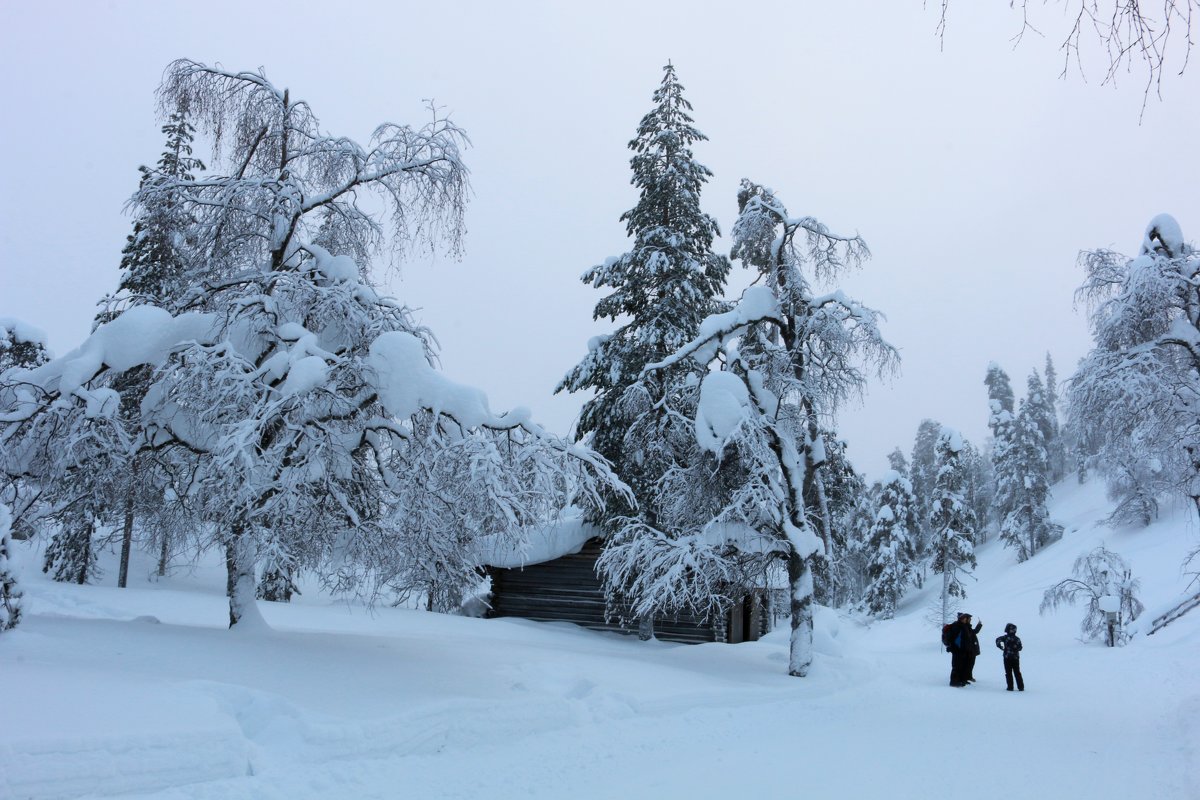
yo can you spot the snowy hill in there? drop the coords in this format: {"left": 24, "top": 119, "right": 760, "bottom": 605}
{"left": 1, "top": 479, "right": 1197, "bottom": 799}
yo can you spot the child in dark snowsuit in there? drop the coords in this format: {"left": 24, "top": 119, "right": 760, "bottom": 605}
{"left": 995, "top": 623, "right": 1024, "bottom": 691}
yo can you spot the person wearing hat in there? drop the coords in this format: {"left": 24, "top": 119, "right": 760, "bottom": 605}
{"left": 995, "top": 622, "right": 1025, "bottom": 691}
{"left": 948, "top": 612, "right": 983, "bottom": 687}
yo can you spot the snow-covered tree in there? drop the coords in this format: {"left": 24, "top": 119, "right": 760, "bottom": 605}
{"left": 960, "top": 438, "right": 993, "bottom": 543}
{"left": 610, "top": 181, "right": 895, "bottom": 676}
{"left": 0, "top": 320, "right": 50, "bottom": 374}
{"left": 817, "top": 431, "right": 868, "bottom": 607}
{"left": 1043, "top": 353, "right": 1066, "bottom": 481}
{"left": 930, "top": 429, "right": 977, "bottom": 624}
{"left": 0, "top": 503, "right": 21, "bottom": 632}
{"left": 862, "top": 470, "right": 917, "bottom": 618}
{"left": 90, "top": 110, "right": 207, "bottom": 589}
{"left": 1040, "top": 546, "right": 1144, "bottom": 645}
{"left": 908, "top": 418, "right": 942, "bottom": 574}
{"left": 986, "top": 362, "right": 1020, "bottom": 527}
{"left": 100, "top": 105, "right": 205, "bottom": 324}
{"left": 1071, "top": 214, "right": 1199, "bottom": 519}
{"left": 886, "top": 447, "right": 910, "bottom": 476}
{"left": 1, "top": 61, "right": 624, "bottom": 629}
{"left": 557, "top": 63, "right": 729, "bottom": 530}
{"left": 999, "top": 373, "right": 1063, "bottom": 561}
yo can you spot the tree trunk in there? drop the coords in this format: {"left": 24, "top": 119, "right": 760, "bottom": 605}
{"left": 225, "top": 531, "right": 266, "bottom": 629}
{"left": 787, "top": 550, "right": 814, "bottom": 677}
{"left": 117, "top": 457, "right": 140, "bottom": 588}
{"left": 76, "top": 519, "right": 94, "bottom": 585}
{"left": 941, "top": 562, "right": 953, "bottom": 625}
{"left": 157, "top": 531, "right": 169, "bottom": 577}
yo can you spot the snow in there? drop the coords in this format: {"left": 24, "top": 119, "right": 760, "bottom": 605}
{"left": 23, "top": 306, "right": 216, "bottom": 400}
{"left": 939, "top": 426, "right": 964, "bottom": 453}
{"left": 694, "top": 370, "right": 750, "bottom": 454}
{"left": 1143, "top": 213, "right": 1185, "bottom": 257}
{"left": 366, "top": 331, "right": 493, "bottom": 427}
{"left": 689, "top": 285, "right": 780, "bottom": 365}
{"left": 278, "top": 356, "right": 329, "bottom": 397}
{"left": 0, "top": 316, "right": 49, "bottom": 347}
{"left": 1, "top": 479, "right": 1197, "bottom": 799}
{"left": 476, "top": 512, "right": 599, "bottom": 568}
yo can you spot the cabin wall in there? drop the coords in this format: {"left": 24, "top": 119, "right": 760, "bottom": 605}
{"left": 487, "top": 539, "right": 719, "bottom": 644}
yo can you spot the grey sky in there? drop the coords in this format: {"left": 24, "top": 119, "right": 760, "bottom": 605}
{"left": 1, "top": 1, "right": 1196, "bottom": 479}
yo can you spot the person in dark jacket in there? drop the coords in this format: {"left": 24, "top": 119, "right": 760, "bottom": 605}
{"left": 961, "top": 612, "right": 982, "bottom": 683}
{"left": 945, "top": 614, "right": 984, "bottom": 690}
{"left": 995, "top": 622, "right": 1025, "bottom": 691}
{"left": 947, "top": 612, "right": 983, "bottom": 687}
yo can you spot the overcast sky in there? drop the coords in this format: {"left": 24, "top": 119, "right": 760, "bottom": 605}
{"left": 2, "top": 1, "right": 1196, "bottom": 479}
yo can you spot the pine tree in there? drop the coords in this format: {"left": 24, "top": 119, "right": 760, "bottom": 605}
{"left": 557, "top": 63, "right": 729, "bottom": 527}
{"left": 1043, "top": 353, "right": 1066, "bottom": 480}
{"left": 557, "top": 65, "right": 730, "bottom": 636}
{"left": 862, "top": 471, "right": 917, "bottom": 618}
{"left": 887, "top": 447, "right": 910, "bottom": 476}
{"left": 89, "top": 106, "right": 207, "bottom": 589}
{"left": 960, "top": 439, "right": 993, "bottom": 543}
{"left": 0, "top": 503, "right": 22, "bottom": 633}
{"left": 908, "top": 418, "right": 942, "bottom": 575}
{"left": 985, "top": 362, "right": 1019, "bottom": 528}
{"left": 43, "top": 515, "right": 98, "bottom": 585}
{"left": 816, "top": 431, "right": 868, "bottom": 607}
{"left": 999, "top": 373, "right": 1063, "bottom": 561}
{"left": 0, "top": 320, "right": 50, "bottom": 373}
{"left": 101, "top": 106, "right": 205, "bottom": 322}
{"left": 930, "top": 429, "right": 977, "bottom": 624}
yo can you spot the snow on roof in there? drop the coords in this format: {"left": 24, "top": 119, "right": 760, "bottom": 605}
{"left": 476, "top": 511, "right": 602, "bottom": 569}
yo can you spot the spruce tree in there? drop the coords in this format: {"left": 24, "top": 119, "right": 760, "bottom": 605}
{"left": 985, "top": 362, "right": 1019, "bottom": 527}
{"left": 1042, "top": 353, "right": 1066, "bottom": 481}
{"left": 43, "top": 514, "right": 98, "bottom": 585}
{"left": 0, "top": 321, "right": 50, "bottom": 373}
{"left": 930, "top": 429, "right": 977, "bottom": 624}
{"left": 999, "top": 373, "right": 1062, "bottom": 561}
{"left": 908, "top": 418, "right": 942, "bottom": 574}
{"left": 817, "top": 431, "right": 868, "bottom": 606}
{"left": 862, "top": 471, "right": 917, "bottom": 618}
{"left": 96, "top": 105, "right": 205, "bottom": 589}
{"left": 557, "top": 63, "right": 729, "bottom": 528}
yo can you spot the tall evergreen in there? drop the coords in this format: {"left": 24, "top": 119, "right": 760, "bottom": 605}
{"left": 817, "top": 431, "right": 868, "bottom": 606}
{"left": 557, "top": 63, "right": 729, "bottom": 525}
{"left": 862, "top": 471, "right": 917, "bottom": 618}
{"left": 1042, "top": 353, "right": 1066, "bottom": 481}
{"left": 930, "top": 429, "right": 977, "bottom": 623}
{"left": 95, "top": 106, "right": 206, "bottom": 589}
{"left": 999, "top": 373, "right": 1062, "bottom": 561}
{"left": 908, "top": 419, "right": 942, "bottom": 572}
{"left": 985, "top": 362, "right": 1019, "bottom": 527}
{"left": 102, "top": 106, "right": 205, "bottom": 321}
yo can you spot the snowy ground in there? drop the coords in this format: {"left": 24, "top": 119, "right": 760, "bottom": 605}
{"left": 2, "top": 480, "right": 1198, "bottom": 799}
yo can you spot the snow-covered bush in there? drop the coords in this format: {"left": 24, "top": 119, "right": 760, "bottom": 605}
{"left": 1040, "top": 546, "right": 1144, "bottom": 645}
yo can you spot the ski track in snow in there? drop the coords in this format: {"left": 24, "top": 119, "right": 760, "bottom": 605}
{"left": 1, "top": 480, "right": 1197, "bottom": 799}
